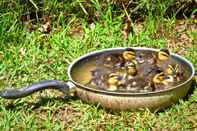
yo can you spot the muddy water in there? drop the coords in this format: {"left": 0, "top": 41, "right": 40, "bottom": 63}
{"left": 70, "top": 51, "right": 192, "bottom": 92}
{"left": 71, "top": 57, "right": 97, "bottom": 85}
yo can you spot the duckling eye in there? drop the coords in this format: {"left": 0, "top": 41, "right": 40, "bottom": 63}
{"left": 165, "top": 76, "right": 174, "bottom": 82}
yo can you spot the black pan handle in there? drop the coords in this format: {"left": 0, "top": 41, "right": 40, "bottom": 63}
{"left": 0, "top": 80, "right": 73, "bottom": 99}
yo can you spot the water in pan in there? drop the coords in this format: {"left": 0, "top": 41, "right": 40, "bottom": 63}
{"left": 71, "top": 49, "right": 190, "bottom": 93}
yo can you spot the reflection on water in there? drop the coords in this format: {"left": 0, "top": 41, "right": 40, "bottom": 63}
{"left": 72, "top": 57, "right": 97, "bottom": 85}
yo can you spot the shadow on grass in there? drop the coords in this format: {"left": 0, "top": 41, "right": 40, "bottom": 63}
{"left": 184, "top": 80, "right": 196, "bottom": 101}
{"left": 2, "top": 95, "right": 78, "bottom": 111}
{"left": 1, "top": 80, "right": 196, "bottom": 113}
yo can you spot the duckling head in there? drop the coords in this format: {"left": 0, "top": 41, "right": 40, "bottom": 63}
{"left": 158, "top": 48, "right": 170, "bottom": 61}
{"left": 122, "top": 48, "right": 136, "bottom": 61}
{"left": 106, "top": 73, "right": 125, "bottom": 91}
{"left": 165, "top": 64, "right": 176, "bottom": 75}
{"left": 125, "top": 61, "right": 137, "bottom": 76}
{"left": 165, "top": 64, "right": 181, "bottom": 76}
{"left": 153, "top": 72, "right": 165, "bottom": 84}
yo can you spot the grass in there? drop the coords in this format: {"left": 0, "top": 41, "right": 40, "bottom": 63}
{"left": 0, "top": 0, "right": 197, "bottom": 130}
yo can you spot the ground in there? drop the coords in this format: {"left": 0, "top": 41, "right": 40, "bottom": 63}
{"left": 0, "top": 1, "right": 197, "bottom": 130}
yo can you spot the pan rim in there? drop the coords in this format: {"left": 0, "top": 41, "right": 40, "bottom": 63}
{"left": 68, "top": 47, "right": 195, "bottom": 96}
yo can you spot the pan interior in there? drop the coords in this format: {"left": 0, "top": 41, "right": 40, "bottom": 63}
{"left": 71, "top": 56, "right": 98, "bottom": 85}
{"left": 70, "top": 48, "right": 193, "bottom": 93}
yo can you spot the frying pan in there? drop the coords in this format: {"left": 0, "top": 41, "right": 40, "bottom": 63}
{"left": 0, "top": 47, "right": 195, "bottom": 111}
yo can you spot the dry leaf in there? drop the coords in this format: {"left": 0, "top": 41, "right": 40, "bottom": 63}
{"left": 39, "top": 16, "right": 51, "bottom": 33}
{"left": 19, "top": 48, "right": 26, "bottom": 56}
{"left": 69, "top": 23, "right": 84, "bottom": 38}
{"left": 121, "top": 16, "right": 133, "bottom": 40}
{"left": 134, "top": 22, "right": 143, "bottom": 33}
{"left": 175, "top": 47, "right": 186, "bottom": 56}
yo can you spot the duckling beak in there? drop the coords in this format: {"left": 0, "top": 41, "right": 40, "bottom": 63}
{"left": 158, "top": 48, "right": 170, "bottom": 61}
{"left": 107, "top": 73, "right": 123, "bottom": 91}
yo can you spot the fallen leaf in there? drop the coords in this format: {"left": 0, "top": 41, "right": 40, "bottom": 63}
{"left": 134, "top": 22, "right": 143, "bottom": 33}
{"left": 175, "top": 47, "right": 186, "bottom": 56}
{"left": 69, "top": 23, "right": 84, "bottom": 38}
{"left": 39, "top": 16, "right": 51, "bottom": 33}
{"left": 19, "top": 48, "right": 26, "bottom": 56}
{"left": 121, "top": 16, "right": 133, "bottom": 40}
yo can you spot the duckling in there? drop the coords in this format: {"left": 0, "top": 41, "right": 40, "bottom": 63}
{"left": 158, "top": 48, "right": 170, "bottom": 61}
{"left": 164, "top": 64, "right": 185, "bottom": 82}
{"left": 111, "top": 61, "right": 137, "bottom": 81}
{"left": 122, "top": 48, "right": 143, "bottom": 67}
{"left": 122, "top": 48, "right": 136, "bottom": 62}
{"left": 165, "top": 64, "right": 175, "bottom": 75}
{"left": 156, "top": 48, "right": 173, "bottom": 69}
{"left": 124, "top": 61, "right": 137, "bottom": 79}
{"left": 106, "top": 73, "right": 125, "bottom": 91}
{"left": 152, "top": 72, "right": 166, "bottom": 91}
{"left": 152, "top": 72, "right": 175, "bottom": 91}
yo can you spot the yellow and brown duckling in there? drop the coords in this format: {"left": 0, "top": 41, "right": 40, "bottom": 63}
{"left": 165, "top": 64, "right": 178, "bottom": 76}
{"left": 90, "top": 48, "right": 186, "bottom": 93}
{"left": 122, "top": 48, "right": 136, "bottom": 62}
{"left": 164, "top": 64, "right": 184, "bottom": 82}
{"left": 122, "top": 48, "right": 148, "bottom": 66}
{"left": 158, "top": 48, "right": 170, "bottom": 61}
{"left": 124, "top": 61, "right": 137, "bottom": 79}
{"left": 152, "top": 72, "right": 174, "bottom": 91}
{"left": 156, "top": 48, "right": 172, "bottom": 69}
{"left": 106, "top": 73, "right": 126, "bottom": 91}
